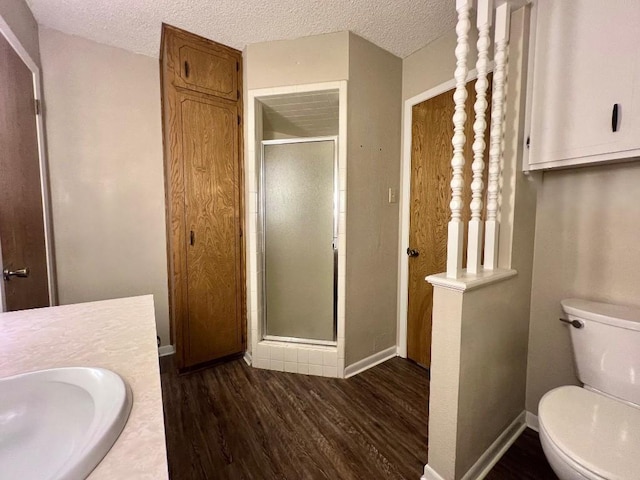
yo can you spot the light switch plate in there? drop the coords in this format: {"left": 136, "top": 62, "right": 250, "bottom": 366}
{"left": 388, "top": 187, "right": 398, "bottom": 204}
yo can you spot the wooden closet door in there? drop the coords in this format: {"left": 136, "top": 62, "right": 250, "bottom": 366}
{"left": 161, "top": 24, "right": 245, "bottom": 370}
{"left": 178, "top": 92, "right": 242, "bottom": 366}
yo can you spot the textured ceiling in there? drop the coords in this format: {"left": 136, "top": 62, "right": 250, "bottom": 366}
{"left": 26, "top": 0, "right": 456, "bottom": 59}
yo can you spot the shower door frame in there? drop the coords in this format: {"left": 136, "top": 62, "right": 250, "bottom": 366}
{"left": 260, "top": 136, "right": 339, "bottom": 346}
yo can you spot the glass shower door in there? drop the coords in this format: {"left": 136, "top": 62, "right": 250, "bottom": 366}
{"left": 262, "top": 138, "right": 337, "bottom": 343}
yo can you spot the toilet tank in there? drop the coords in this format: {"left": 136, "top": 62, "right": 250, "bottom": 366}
{"left": 562, "top": 298, "right": 640, "bottom": 406}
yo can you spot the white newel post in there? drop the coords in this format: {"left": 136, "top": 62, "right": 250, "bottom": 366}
{"left": 466, "top": 0, "right": 493, "bottom": 274}
{"left": 446, "top": 0, "right": 473, "bottom": 279}
{"left": 484, "top": 2, "right": 510, "bottom": 270}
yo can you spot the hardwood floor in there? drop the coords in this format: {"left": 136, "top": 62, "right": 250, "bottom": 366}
{"left": 486, "top": 429, "right": 558, "bottom": 480}
{"left": 160, "top": 356, "right": 557, "bottom": 479}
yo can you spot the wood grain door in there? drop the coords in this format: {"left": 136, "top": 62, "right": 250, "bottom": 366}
{"left": 0, "top": 33, "right": 49, "bottom": 311}
{"left": 161, "top": 25, "right": 245, "bottom": 370}
{"left": 179, "top": 91, "right": 243, "bottom": 367}
{"left": 407, "top": 78, "right": 490, "bottom": 368}
{"left": 163, "top": 24, "right": 239, "bottom": 102}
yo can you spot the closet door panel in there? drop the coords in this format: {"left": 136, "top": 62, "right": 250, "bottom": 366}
{"left": 164, "top": 25, "right": 239, "bottom": 101}
{"left": 178, "top": 45, "right": 237, "bottom": 100}
{"left": 179, "top": 92, "right": 242, "bottom": 366}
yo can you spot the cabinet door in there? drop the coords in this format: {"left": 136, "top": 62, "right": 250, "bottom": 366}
{"left": 166, "top": 28, "right": 239, "bottom": 101}
{"left": 178, "top": 43, "right": 238, "bottom": 100}
{"left": 178, "top": 91, "right": 242, "bottom": 366}
{"left": 528, "top": 0, "right": 640, "bottom": 169}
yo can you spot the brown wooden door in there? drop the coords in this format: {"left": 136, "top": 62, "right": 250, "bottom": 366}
{"left": 164, "top": 25, "right": 239, "bottom": 101}
{"left": 179, "top": 91, "right": 242, "bottom": 366}
{"left": 161, "top": 25, "right": 245, "bottom": 370}
{"left": 407, "top": 78, "right": 490, "bottom": 367}
{"left": 0, "top": 33, "right": 49, "bottom": 311}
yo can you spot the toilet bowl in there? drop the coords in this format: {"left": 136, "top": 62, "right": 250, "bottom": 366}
{"left": 538, "top": 299, "right": 640, "bottom": 480}
{"left": 539, "top": 386, "right": 640, "bottom": 480}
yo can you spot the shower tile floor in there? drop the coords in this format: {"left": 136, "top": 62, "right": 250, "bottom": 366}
{"left": 160, "top": 356, "right": 557, "bottom": 479}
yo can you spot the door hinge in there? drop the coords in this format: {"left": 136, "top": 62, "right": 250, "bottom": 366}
{"left": 238, "top": 115, "right": 241, "bottom": 125}
{"left": 526, "top": 136, "right": 530, "bottom": 149}
{"left": 34, "top": 98, "right": 41, "bottom": 115}
{"left": 239, "top": 226, "right": 243, "bottom": 238}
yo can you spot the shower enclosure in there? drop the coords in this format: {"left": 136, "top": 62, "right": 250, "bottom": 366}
{"left": 260, "top": 137, "right": 338, "bottom": 345}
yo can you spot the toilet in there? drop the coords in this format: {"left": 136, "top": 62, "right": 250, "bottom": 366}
{"left": 538, "top": 298, "right": 640, "bottom": 480}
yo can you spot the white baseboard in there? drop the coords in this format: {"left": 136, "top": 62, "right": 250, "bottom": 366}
{"left": 422, "top": 464, "right": 446, "bottom": 480}
{"left": 396, "top": 345, "right": 407, "bottom": 358}
{"left": 344, "top": 346, "right": 397, "bottom": 379}
{"left": 526, "top": 411, "right": 539, "bottom": 432}
{"left": 461, "top": 411, "right": 527, "bottom": 480}
{"left": 158, "top": 345, "right": 175, "bottom": 357}
{"left": 244, "top": 351, "right": 252, "bottom": 366}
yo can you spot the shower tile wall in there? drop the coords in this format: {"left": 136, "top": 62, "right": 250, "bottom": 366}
{"left": 253, "top": 341, "right": 339, "bottom": 378}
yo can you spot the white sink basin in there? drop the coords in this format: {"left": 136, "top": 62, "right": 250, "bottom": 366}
{"left": 0, "top": 367, "right": 132, "bottom": 480}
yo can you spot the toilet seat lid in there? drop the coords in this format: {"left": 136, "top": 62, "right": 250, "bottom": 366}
{"left": 539, "top": 386, "right": 640, "bottom": 480}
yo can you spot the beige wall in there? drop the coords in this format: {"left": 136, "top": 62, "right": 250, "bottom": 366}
{"left": 526, "top": 162, "right": 640, "bottom": 413}
{"left": 402, "top": 27, "right": 478, "bottom": 102}
{"left": 427, "top": 287, "right": 464, "bottom": 480}
{"left": 245, "top": 31, "right": 349, "bottom": 90}
{"left": 345, "top": 33, "right": 402, "bottom": 365}
{"left": 0, "top": 0, "right": 40, "bottom": 66}
{"left": 456, "top": 277, "right": 532, "bottom": 474}
{"left": 39, "top": 28, "right": 170, "bottom": 345}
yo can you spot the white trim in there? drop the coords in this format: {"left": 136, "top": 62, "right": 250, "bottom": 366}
{"left": 243, "top": 351, "right": 252, "bottom": 366}
{"left": 460, "top": 411, "right": 527, "bottom": 480}
{"left": 0, "top": 16, "right": 57, "bottom": 311}
{"left": 421, "top": 465, "right": 446, "bottom": 480}
{"left": 426, "top": 268, "right": 517, "bottom": 292}
{"left": 158, "top": 345, "right": 176, "bottom": 357}
{"left": 249, "top": 80, "right": 346, "bottom": 99}
{"left": 396, "top": 66, "right": 491, "bottom": 356}
{"left": 343, "top": 346, "right": 397, "bottom": 379}
{"left": 526, "top": 411, "right": 539, "bottom": 432}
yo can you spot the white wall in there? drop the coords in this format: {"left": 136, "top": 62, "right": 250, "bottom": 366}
{"left": 526, "top": 161, "right": 640, "bottom": 413}
{"left": 39, "top": 28, "right": 170, "bottom": 345}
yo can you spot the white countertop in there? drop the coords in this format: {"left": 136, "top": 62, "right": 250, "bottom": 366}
{"left": 0, "top": 295, "right": 169, "bottom": 479}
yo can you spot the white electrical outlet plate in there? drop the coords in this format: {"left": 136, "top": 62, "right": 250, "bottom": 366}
{"left": 388, "top": 188, "right": 398, "bottom": 204}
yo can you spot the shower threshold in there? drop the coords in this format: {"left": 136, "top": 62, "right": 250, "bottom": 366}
{"left": 262, "top": 335, "right": 337, "bottom": 347}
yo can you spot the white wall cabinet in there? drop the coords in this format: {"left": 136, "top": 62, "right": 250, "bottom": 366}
{"left": 526, "top": 0, "right": 640, "bottom": 170}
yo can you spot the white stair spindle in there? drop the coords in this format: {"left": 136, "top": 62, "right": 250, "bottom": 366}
{"left": 484, "top": 2, "right": 510, "bottom": 270}
{"left": 466, "top": 0, "right": 493, "bottom": 275}
{"left": 447, "top": 0, "right": 473, "bottom": 279}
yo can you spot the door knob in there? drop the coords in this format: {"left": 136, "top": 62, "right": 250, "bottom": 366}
{"left": 406, "top": 248, "right": 420, "bottom": 257}
{"left": 3, "top": 267, "right": 29, "bottom": 281}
